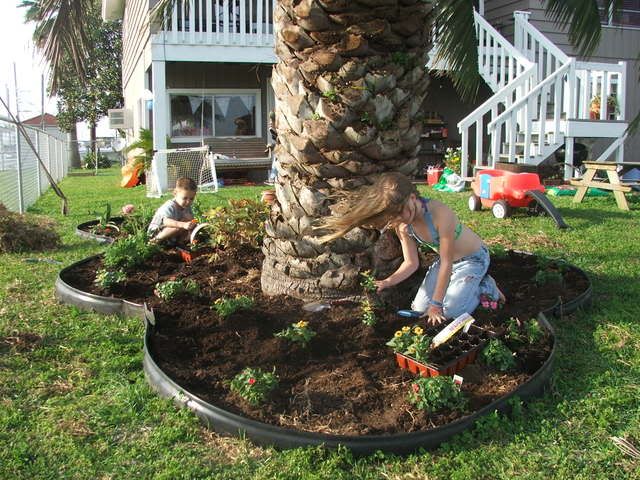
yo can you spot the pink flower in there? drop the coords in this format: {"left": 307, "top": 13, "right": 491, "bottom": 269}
{"left": 481, "top": 301, "right": 490, "bottom": 308}
{"left": 412, "top": 383, "right": 420, "bottom": 393}
{"left": 122, "top": 204, "right": 135, "bottom": 215}
{"left": 248, "top": 378, "right": 256, "bottom": 385}
{"left": 490, "top": 301, "right": 498, "bottom": 310}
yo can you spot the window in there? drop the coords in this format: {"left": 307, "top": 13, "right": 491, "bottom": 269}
{"left": 598, "top": 0, "right": 640, "bottom": 27}
{"left": 169, "top": 91, "right": 258, "bottom": 139}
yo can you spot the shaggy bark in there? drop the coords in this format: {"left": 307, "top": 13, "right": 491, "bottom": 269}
{"left": 262, "top": 0, "right": 431, "bottom": 300}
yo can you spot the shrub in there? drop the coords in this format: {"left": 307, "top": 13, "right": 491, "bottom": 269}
{"left": 230, "top": 367, "right": 278, "bottom": 406}
{"left": 444, "top": 147, "right": 462, "bottom": 174}
{"left": 83, "top": 151, "right": 111, "bottom": 169}
{"left": 120, "top": 205, "right": 155, "bottom": 236}
{"left": 408, "top": 376, "right": 466, "bottom": 413}
{"left": 94, "top": 269, "right": 126, "bottom": 289}
{"left": 505, "top": 317, "right": 545, "bottom": 346}
{"left": 0, "top": 204, "right": 60, "bottom": 253}
{"left": 155, "top": 279, "right": 200, "bottom": 301}
{"left": 213, "top": 295, "right": 254, "bottom": 318}
{"left": 274, "top": 320, "right": 316, "bottom": 347}
{"left": 103, "top": 232, "right": 158, "bottom": 271}
{"left": 204, "top": 199, "right": 268, "bottom": 250}
{"left": 481, "top": 339, "right": 516, "bottom": 371}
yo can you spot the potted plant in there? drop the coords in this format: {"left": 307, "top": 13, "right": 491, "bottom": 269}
{"left": 589, "top": 94, "right": 619, "bottom": 119}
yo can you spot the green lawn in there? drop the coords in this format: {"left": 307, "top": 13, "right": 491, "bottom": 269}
{"left": 1, "top": 167, "right": 639, "bottom": 479}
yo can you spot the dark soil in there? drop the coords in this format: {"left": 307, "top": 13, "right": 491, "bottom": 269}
{"left": 60, "top": 248, "right": 590, "bottom": 436}
{"left": 77, "top": 218, "right": 126, "bottom": 241}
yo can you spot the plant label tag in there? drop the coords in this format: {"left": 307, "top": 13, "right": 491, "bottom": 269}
{"left": 453, "top": 374, "right": 463, "bottom": 386}
{"left": 430, "top": 313, "right": 476, "bottom": 349}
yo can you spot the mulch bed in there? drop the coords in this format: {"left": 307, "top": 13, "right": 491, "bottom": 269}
{"left": 61, "top": 247, "right": 589, "bottom": 436}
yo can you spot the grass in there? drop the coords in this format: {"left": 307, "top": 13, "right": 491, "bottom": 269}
{"left": 1, "top": 167, "right": 639, "bottom": 479}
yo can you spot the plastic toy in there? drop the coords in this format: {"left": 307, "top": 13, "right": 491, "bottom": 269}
{"left": 468, "top": 169, "right": 568, "bottom": 229}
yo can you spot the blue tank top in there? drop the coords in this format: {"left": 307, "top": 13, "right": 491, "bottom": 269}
{"left": 407, "top": 198, "right": 462, "bottom": 251}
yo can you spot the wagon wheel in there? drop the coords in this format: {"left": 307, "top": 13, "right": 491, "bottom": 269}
{"left": 492, "top": 200, "right": 511, "bottom": 219}
{"left": 468, "top": 194, "right": 482, "bottom": 211}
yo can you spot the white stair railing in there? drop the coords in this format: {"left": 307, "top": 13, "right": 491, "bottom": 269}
{"left": 487, "top": 59, "right": 575, "bottom": 166}
{"left": 457, "top": 10, "right": 536, "bottom": 176}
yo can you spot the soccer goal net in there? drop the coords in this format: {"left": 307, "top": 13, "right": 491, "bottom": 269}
{"left": 146, "top": 146, "right": 218, "bottom": 197}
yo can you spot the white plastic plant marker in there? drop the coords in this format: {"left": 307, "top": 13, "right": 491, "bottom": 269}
{"left": 453, "top": 374, "right": 464, "bottom": 386}
{"left": 430, "top": 312, "right": 475, "bottom": 349}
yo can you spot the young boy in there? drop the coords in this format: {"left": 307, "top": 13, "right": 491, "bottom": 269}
{"left": 147, "top": 177, "right": 197, "bottom": 244}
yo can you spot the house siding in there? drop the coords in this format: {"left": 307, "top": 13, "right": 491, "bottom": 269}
{"left": 122, "top": 0, "right": 152, "bottom": 92}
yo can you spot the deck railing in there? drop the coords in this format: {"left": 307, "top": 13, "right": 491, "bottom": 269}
{"left": 163, "top": 0, "right": 274, "bottom": 46}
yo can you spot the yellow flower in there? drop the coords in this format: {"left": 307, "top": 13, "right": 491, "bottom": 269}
{"left": 394, "top": 331, "right": 402, "bottom": 338}
{"left": 414, "top": 327, "right": 424, "bottom": 335}
{"left": 407, "top": 347, "right": 416, "bottom": 354}
{"left": 401, "top": 326, "right": 411, "bottom": 333}
{"left": 296, "top": 321, "right": 308, "bottom": 328}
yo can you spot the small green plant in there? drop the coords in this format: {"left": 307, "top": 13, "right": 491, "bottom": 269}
{"left": 481, "top": 339, "right": 516, "bottom": 371}
{"left": 386, "top": 325, "right": 432, "bottom": 363}
{"left": 536, "top": 256, "right": 569, "bottom": 273}
{"left": 274, "top": 320, "right": 316, "bottom": 347}
{"left": 120, "top": 204, "right": 154, "bottom": 236}
{"left": 310, "top": 112, "right": 321, "bottom": 121}
{"left": 506, "top": 317, "right": 545, "bottom": 346}
{"left": 103, "top": 232, "right": 159, "bottom": 271}
{"left": 213, "top": 295, "right": 255, "bottom": 318}
{"left": 444, "top": 147, "right": 462, "bottom": 175}
{"left": 361, "top": 298, "right": 377, "bottom": 327}
{"left": 230, "top": 367, "right": 279, "bottom": 406}
{"left": 94, "top": 269, "right": 126, "bottom": 289}
{"left": 155, "top": 279, "right": 200, "bottom": 301}
{"left": 408, "top": 376, "right": 466, "bottom": 413}
{"left": 83, "top": 151, "right": 111, "bottom": 169}
{"left": 322, "top": 89, "right": 339, "bottom": 102}
{"left": 360, "top": 270, "right": 377, "bottom": 293}
{"left": 360, "top": 111, "right": 371, "bottom": 125}
{"left": 90, "top": 203, "right": 120, "bottom": 232}
{"left": 533, "top": 269, "right": 563, "bottom": 286}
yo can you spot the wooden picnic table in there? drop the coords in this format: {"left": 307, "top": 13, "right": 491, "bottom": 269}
{"left": 570, "top": 161, "right": 640, "bottom": 210}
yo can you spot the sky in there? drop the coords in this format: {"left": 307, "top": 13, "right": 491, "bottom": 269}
{"left": 0, "top": 2, "right": 113, "bottom": 142}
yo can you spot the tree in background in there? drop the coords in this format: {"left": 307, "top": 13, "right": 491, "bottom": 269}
{"left": 21, "top": 0, "right": 123, "bottom": 166}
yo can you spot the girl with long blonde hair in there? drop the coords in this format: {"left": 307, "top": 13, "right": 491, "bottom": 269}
{"left": 319, "top": 172, "right": 504, "bottom": 325}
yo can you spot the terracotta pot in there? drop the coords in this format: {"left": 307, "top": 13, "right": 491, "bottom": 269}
{"left": 261, "top": 190, "right": 276, "bottom": 205}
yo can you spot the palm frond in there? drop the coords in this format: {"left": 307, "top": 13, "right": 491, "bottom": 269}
{"left": 430, "top": 0, "right": 482, "bottom": 102}
{"left": 545, "top": 0, "right": 615, "bottom": 56}
{"left": 150, "top": 0, "right": 176, "bottom": 27}
{"left": 19, "top": 0, "right": 94, "bottom": 93}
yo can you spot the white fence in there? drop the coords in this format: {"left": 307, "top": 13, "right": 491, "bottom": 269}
{"left": 0, "top": 116, "right": 68, "bottom": 214}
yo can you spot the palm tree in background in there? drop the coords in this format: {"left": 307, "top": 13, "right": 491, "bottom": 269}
{"left": 19, "top": 0, "right": 93, "bottom": 167}
{"left": 157, "top": 1, "right": 638, "bottom": 299}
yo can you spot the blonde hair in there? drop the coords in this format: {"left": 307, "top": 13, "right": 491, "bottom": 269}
{"left": 317, "top": 172, "right": 418, "bottom": 243}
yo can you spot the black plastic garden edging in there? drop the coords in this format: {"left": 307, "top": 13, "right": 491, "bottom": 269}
{"left": 541, "top": 264, "right": 592, "bottom": 317}
{"left": 142, "top": 313, "right": 556, "bottom": 455}
{"left": 75, "top": 217, "right": 124, "bottom": 244}
{"left": 55, "top": 255, "right": 145, "bottom": 318}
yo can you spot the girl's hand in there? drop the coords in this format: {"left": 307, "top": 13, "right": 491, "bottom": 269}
{"left": 424, "top": 305, "right": 446, "bottom": 326}
{"left": 374, "top": 279, "right": 390, "bottom": 294}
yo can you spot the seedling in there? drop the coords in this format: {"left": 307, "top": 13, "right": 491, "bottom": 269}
{"left": 533, "top": 269, "right": 563, "bottom": 286}
{"left": 94, "top": 269, "right": 126, "bottom": 289}
{"left": 481, "top": 339, "right": 516, "bottom": 371}
{"left": 155, "top": 279, "right": 200, "bottom": 301}
{"left": 230, "top": 367, "right": 278, "bottom": 406}
{"left": 360, "top": 270, "right": 377, "bottom": 293}
{"left": 213, "top": 295, "right": 255, "bottom": 318}
{"left": 274, "top": 320, "right": 316, "bottom": 347}
{"left": 360, "top": 111, "right": 371, "bottom": 125}
{"left": 360, "top": 298, "right": 377, "bottom": 327}
{"left": 322, "top": 89, "right": 339, "bottom": 102}
{"left": 310, "top": 112, "right": 321, "bottom": 121}
{"left": 408, "top": 376, "right": 466, "bottom": 413}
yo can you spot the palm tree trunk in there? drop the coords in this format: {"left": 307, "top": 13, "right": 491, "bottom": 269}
{"left": 67, "top": 124, "right": 82, "bottom": 168}
{"left": 261, "top": 0, "right": 431, "bottom": 300}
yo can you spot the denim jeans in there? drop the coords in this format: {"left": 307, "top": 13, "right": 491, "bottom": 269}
{"left": 411, "top": 245, "right": 500, "bottom": 319}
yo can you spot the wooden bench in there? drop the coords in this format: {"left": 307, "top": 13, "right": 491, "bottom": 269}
{"left": 202, "top": 137, "right": 271, "bottom": 171}
{"left": 570, "top": 161, "right": 639, "bottom": 210}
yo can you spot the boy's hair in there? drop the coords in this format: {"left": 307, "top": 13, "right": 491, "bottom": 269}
{"left": 317, "top": 172, "right": 419, "bottom": 243}
{"left": 175, "top": 177, "right": 197, "bottom": 192}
